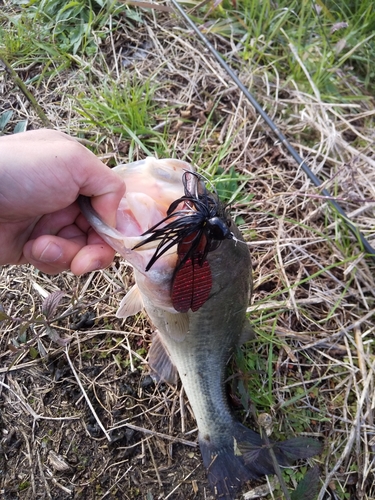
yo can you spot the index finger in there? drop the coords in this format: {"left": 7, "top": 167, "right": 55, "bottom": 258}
{"left": 64, "top": 141, "right": 126, "bottom": 227}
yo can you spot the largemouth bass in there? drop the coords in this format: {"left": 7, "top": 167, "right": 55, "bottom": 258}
{"left": 79, "top": 157, "right": 321, "bottom": 499}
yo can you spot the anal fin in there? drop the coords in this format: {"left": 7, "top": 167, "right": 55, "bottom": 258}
{"left": 148, "top": 331, "right": 179, "bottom": 385}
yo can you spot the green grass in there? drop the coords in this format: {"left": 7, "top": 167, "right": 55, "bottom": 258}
{"left": 182, "top": 0, "right": 375, "bottom": 96}
{"left": 0, "top": 0, "right": 141, "bottom": 80}
{"left": 13, "top": 0, "right": 130, "bottom": 56}
{"left": 75, "top": 77, "right": 170, "bottom": 158}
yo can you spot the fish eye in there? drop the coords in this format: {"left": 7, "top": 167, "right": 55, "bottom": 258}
{"left": 206, "top": 217, "right": 232, "bottom": 240}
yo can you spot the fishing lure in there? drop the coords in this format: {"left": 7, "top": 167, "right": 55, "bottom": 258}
{"left": 132, "top": 171, "right": 234, "bottom": 312}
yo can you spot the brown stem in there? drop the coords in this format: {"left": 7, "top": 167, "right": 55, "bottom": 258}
{"left": 0, "top": 54, "right": 52, "bottom": 128}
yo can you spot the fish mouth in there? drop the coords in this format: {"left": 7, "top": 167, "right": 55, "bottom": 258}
{"left": 81, "top": 159, "right": 233, "bottom": 277}
{"left": 79, "top": 157, "right": 195, "bottom": 270}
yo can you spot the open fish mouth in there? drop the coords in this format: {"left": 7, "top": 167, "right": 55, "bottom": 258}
{"left": 79, "top": 158, "right": 236, "bottom": 314}
{"left": 79, "top": 157, "right": 196, "bottom": 311}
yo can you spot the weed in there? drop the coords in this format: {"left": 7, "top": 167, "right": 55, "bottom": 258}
{"left": 76, "top": 77, "right": 169, "bottom": 158}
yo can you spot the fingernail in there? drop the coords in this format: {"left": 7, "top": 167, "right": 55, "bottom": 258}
{"left": 39, "top": 242, "right": 63, "bottom": 263}
{"left": 82, "top": 260, "right": 102, "bottom": 274}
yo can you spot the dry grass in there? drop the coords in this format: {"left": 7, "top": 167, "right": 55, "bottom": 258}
{"left": 1, "top": 3, "right": 375, "bottom": 500}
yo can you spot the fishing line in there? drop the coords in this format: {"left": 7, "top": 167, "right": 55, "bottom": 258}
{"left": 169, "top": 0, "right": 375, "bottom": 261}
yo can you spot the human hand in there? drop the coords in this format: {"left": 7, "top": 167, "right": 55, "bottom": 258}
{"left": 0, "top": 129, "right": 125, "bottom": 275}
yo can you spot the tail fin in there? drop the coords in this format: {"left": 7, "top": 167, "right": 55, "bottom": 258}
{"left": 199, "top": 422, "right": 322, "bottom": 500}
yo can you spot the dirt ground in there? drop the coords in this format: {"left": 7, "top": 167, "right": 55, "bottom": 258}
{"left": 0, "top": 262, "right": 217, "bottom": 500}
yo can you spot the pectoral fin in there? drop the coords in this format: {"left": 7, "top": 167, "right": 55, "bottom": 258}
{"left": 163, "top": 311, "right": 189, "bottom": 341}
{"left": 116, "top": 284, "right": 144, "bottom": 319}
{"left": 148, "top": 331, "right": 178, "bottom": 385}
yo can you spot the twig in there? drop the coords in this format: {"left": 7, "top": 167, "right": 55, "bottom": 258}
{"left": 64, "top": 346, "right": 112, "bottom": 441}
{"left": 317, "top": 360, "right": 375, "bottom": 500}
{"left": 37, "top": 450, "right": 52, "bottom": 499}
{"left": 0, "top": 359, "right": 43, "bottom": 374}
{"left": 50, "top": 286, "right": 124, "bottom": 323}
{"left": 0, "top": 54, "right": 52, "bottom": 128}
{"left": 354, "top": 326, "right": 368, "bottom": 382}
{"left": 108, "top": 421, "right": 198, "bottom": 448}
{"left": 164, "top": 463, "right": 202, "bottom": 499}
{"left": 180, "top": 385, "right": 186, "bottom": 434}
{"left": 243, "top": 477, "right": 277, "bottom": 499}
{"left": 21, "top": 430, "right": 36, "bottom": 497}
{"left": 146, "top": 438, "right": 163, "bottom": 487}
{"left": 0, "top": 380, "right": 80, "bottom": 421}
{"left": 99, "top": 467, "right": 132, "bottom": 500}
{"left": 45, "top": 471, "right": 74, "bottom": 495}
{"left": 258, "top": 424, "right": 291, "bottom": 500}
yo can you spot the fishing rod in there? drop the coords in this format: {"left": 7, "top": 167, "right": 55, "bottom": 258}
{"left": 169, "top": 0, "right": 375, "bottom": 261}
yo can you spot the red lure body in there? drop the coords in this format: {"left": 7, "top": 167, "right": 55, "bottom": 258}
{"left": 171, "top": 233, "right": 212, "bottom": 313}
